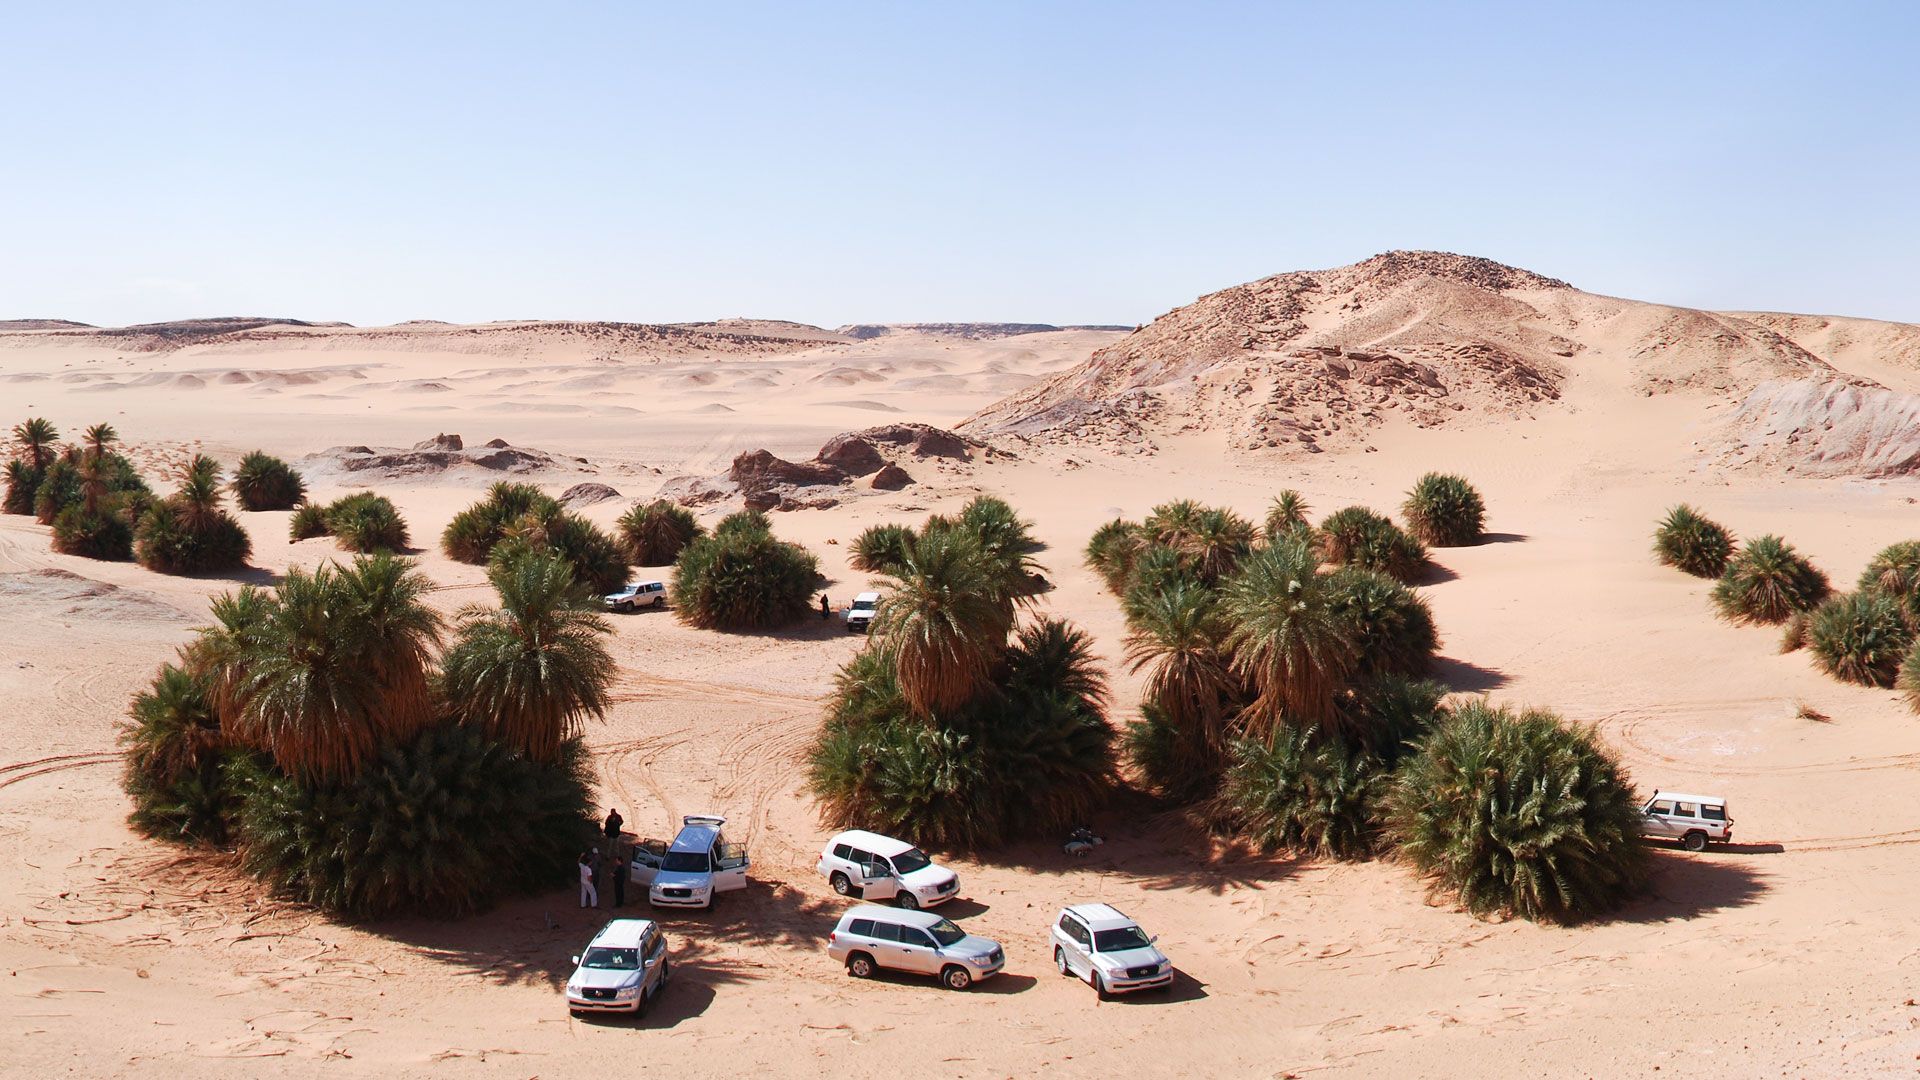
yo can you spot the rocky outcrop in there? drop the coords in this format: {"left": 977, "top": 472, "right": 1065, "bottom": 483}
{"left": 815, "top": 434, "right": 888, "bottom": 476}
{"left": 559, "top": 482, "right": 622, "bottom": 506}
{"left": 414, "top": 433, "right": 463, "bottom": 451}
{"left": 303, "top": 435, "right": 592, "bottom": 481}
{"left": 670, "top": 424, "right": 977, "bottom": 511}
{"left": 871, "top": 464, "right": 913, "bottom": 490}
{"left": 1711, "top": 377, "right": 1920, "bottom": 477}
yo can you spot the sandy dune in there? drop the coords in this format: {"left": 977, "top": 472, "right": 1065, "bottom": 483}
{"left": 5, "top": 281, "right": 1920, "bottom": 1077}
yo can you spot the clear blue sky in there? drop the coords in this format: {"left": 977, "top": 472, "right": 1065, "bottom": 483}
{"left": 4, "top": 2, "right": 1916, "bottom": 328}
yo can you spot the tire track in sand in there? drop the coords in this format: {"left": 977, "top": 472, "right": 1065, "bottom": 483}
{"left": 0, "top": 751, "right": 122, "bottom": 794}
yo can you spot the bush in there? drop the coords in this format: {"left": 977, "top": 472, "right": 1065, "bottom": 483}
{"left": 488, "top": 512, "right": 628, "bottom": 595}
{"left": 1385, "top": 701, "right": 1649, "bottom": 923}
{"left": 230, "top": 451, "right": 307, "bottom": 511}
{"left": 1653, "top": 504, "right": 1735, "bottom": 578}
{"left": 1402, "top": 473, "right": 1485, "bottom": 547}
{"left": 807, "top": 620, "right": 1116, "bottom": 848}
{"left": 1899, "top": 646, "right": 1920, "bottom": 714}
{"left": 1859, "top": 541, "right": 1920, "bottom": 625}
{"left": 323, "top": 491, "right": 410, "bottom": 553}
{"left": 714, "top": 508, "right": 771, "bottom": 540}
{"left": 51, "top": 501, "right": 135, "bottom": 560}
{"left": 1326, "top": 566, "right": 1439, "bottom": 680}
{"left": 441, "top": 482, "right": 560, "bottom": 564}
{"left": 120, "top": 663, "right": 242, "bottom": 844}
{"left": 4, "top": 460, "right": 42, "bottom": 515}
{"left": 1711, "top": 535, "right": 1830, "bottom": 625}
{"left": 1339, "top": 675, "right": 1449, "bottom": 769}
{"left": 31, "top": 457, "right": 81, "bottom": 524}
{"left": 134, "top": 501, "right": 253, "bottom": 574}
{"left": 672, "top": 516, "right": 820, "bottom": 630}
{"left": 289, "top": 502, "right": 329, "bottom": 541}
{"left": 615, "top": 499, "right": 703, "bottom": 566}
{"left": 1123, "top": 701, "right": 1225, "bottom": 804}
{"left": 1779, "top": 611, "right": 1809, "bottom": 653}
{"left": 1220, "top": 729, "right": 1382, "bottom": 860}
{"left": 1265, "top": 490, "right": 1311, "bottom": 542}
{"left": 850, "top": 523, "right": 915, "bottom": 576}
{"left": 1807, "top": 592, "right": 1912, "bottom": 687}
{"left": 1317, "top": 506, "right": 1429, "bottom": 583}
{"left": 1085, "top": 519, "right": 1146, "bottom": 593}
{"left": 234, "top": 725, "right": 596, "bottom": 919}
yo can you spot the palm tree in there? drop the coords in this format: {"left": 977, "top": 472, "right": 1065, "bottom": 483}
{"left": 12, "top": 417, "right": 59, "bottom": 471}
{"left": 1182, "top": 507, "right": 1255, "bottom": 581}
{"left": 1265, "top": 491, "right": 1311, "bottom": 540}
{"left": 83, "top": 422, "right": 118, "bottom": 461}
{"left": 218, "top": 556, "right": 442, "bottom": 779}
{"left": 1123, "top": 577, "right": 1238, "bottom": 759}
{"left": 872, "top": 527, "right": 1013, "bottom": 718}
{"left": 1219, "top": 538, "right": 1358, "bottom": 733}
{"left": 441, "top": 548, "right": 616, "bottom": 762}
{"left": 186, "top": 584, "right": 277, "bottom": 722}
{"left": 177, "top": 454, "right": 225, "bottom": 531}
{"left": 614, "top": 498, "right": 703, "bottom": 566}
{"left": 1144, "top": 499, "right": 1206, "bottom": 549}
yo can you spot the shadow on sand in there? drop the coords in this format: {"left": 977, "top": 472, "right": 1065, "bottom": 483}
{"left": 1616, "top": 849, "right": 1768, "bottom": 923}
{"left": 1433, "top": 656, "right": 1509, "bottom": 693}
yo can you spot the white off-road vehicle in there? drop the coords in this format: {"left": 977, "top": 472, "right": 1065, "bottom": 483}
{"left": 817, "top": 829, "right": 960, "bottom": 908}
{"left": 826, "top": 905, "right": 1004, "bottom": 990}
{"left": 845, "top": 591, "right": 880, "bottom": 632}
{"left": 1050, "top": 903, "right": 1174, "bottom": 997}
{"left": 1641, "top": 791, "right": 1733, "bottom": 851}
{"left": 629, "top": 815, "right": 750, "bottom": 908}
{"left": 605, "top": 580, "right": 668, "bottom": 612}
{"left": 565, "top": 918, "right": 672, "bottom": 1016}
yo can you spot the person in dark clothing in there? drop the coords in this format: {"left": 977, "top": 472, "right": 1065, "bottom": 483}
{"left": 604, "top": 808, "right": 623, "bottom": 845}
{"left": 819, "top": 594, "right": 831, "bottom": 620}
{"left": 611, "top": 848, "right": 627, "bottom": 907}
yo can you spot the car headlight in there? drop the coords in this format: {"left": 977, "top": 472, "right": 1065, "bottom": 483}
{"left": 615, "top": 985, "right": 641, "bottom": 999}
{"left": 566, "top": 983, "right": 582, "bottom": 995}
{"left": 969, "top": 953, "right": 996, "bottom": 966}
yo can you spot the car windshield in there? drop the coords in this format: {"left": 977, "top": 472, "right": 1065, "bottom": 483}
{"left": 1093, "top": 926, "right": 1151, "bottom": 952}
{"left": 892, "top": 847, "right": 932, "bottom": 874}
{"left": 853, "top": 600, "right": 876, "bottom": 611}
{"left": 927, "top": 918, "right": 966, "bottom": 947}
{"left": 580, "top": 947, "right": 638, "bottom": 970}
{"left": 660, "top": 851, "right": 710, "bottom": 874}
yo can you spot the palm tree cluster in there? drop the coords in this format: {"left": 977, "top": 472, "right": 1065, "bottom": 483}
{"left": 1652, "top": 504, "right": 1734, "bottom": 578}
{"left": 290, "top": 490, "right": 411, "bottom": 554}
{"left": 1317, "top": 506, "right": 1430, "bottom": 583}
{"left": 1385, "top": 702, "right": 1649, "bottom": 923}
{"left": 133, "top": 454, "right": 252, "bottom": 574}
{"left": 3, "top": 419, "right": 155, "bottom": 561}
{"left": 1088, "top": 498, "right": 1443, "bottom": 812}
{"left": 1401, "top": 473, "right": 1487, "bottom": 547}
{"left": 230, "top": 451, "right": 307, "bottom": 511}
{"left": 120, "top": 548, "right": 609, "bottom": 918}
{"left": 671, "top": 509, "right": 822, "bottom": 630}
{"left": 615, "top": 499, "right": 704, "bottom": 566}
{"left": 441, "top": 482, "right": 627, "bottom": 593}
{"left": 808, "top": 497, "right": 1116, "bottom": 848}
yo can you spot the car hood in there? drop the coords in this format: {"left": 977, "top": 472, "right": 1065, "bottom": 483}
{"left": 1095, "top": 945, "right": 1168, "bottom": 971}
{"left": 571, "top": 966, "right": 641, "bottom": 990}
{"left": 604, "top": 592, "right": 635, "bottom": 602}
{"left": 950, "top": 933, "right": 1002, "bottom": 957}
{"left": 900, "top": 866, "right": 955, "bottom": 891}
{"left": 652, "top": 870, "right": 711, "bottom": 890}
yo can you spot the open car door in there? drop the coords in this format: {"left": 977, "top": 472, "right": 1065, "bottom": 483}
{"left": 628, "top": 838, "right": 666, "bottom": 887}
{"left": 715, "top": 841, "right": 749, "bottom": 892}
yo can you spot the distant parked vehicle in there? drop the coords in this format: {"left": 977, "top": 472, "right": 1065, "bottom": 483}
{"left": 606, "top": 580, "right": 668, "bottom": 612}
{"left": 565, "top": 918, "right": 672, "bottom": 1016}
{"left": 817, "top": 829, "right": 960, "bottom": 908}
{"left": 1050, "top": 903, "right": 1173, "bottom": 997}
{"left": 845, "top": 591, "right": 880, "bottom": 632}
{"left": 1640, "top": 791, "right": 1733, "bottom": 851}
{"left": 827, "top": 905, "right": 1004, "bottom": 990}
{"left": 629, "top": 814, "right": 750, "bottom": 908}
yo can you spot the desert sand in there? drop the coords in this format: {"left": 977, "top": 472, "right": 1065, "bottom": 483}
{"left": 5, "top": 256, "right": 1920, "bottom": 1077}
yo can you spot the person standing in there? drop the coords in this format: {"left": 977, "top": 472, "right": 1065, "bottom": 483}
{"left": 819, "top": 594, "right": 831, "bottom": 620}
{"left": 611, "top": 846, "right": 627, "bottom": 908}
{"left": 603, "top": 807, "right": 624, "bottom": 848}
{"left": 577, "top": 851, "right": 597, "bottom": 909}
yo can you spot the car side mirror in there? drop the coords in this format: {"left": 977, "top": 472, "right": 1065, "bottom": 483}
{"left": 570, "top": 955, "right": 580, "bottom": 965}
{"left": 1148, "top": 935, "right": 1159, "bottom": 945}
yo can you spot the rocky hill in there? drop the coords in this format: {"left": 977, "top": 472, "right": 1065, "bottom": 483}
{"left": 962, "top": 251, "right": 1851, "bottom": 454}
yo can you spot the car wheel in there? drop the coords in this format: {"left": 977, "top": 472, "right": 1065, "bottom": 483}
{"left": 1683, "top": 830, "right": 1708, "bottom": 852}
{"left": 830, "top": 871, "right": 853, "bottom": 896}
{"left": 1092, "top": 971, "right": 1109, "bottom": 1000}
{"left": 894, "top": 891, "right": 919, "bottom": 911}
{"left": 941, "top": 965, "right": 972, "bottom": 991}
{"left": 1054, "top": 946, "right": 1070, "bottom": 977}
{"left": 652, "top": 595, "right": 665, "bottom": 608}
{"left": 847, "top": 952, "right": 876, "bottom": 979}
{"left": 635, "top": 984, "right": 652, "bottom": 1018}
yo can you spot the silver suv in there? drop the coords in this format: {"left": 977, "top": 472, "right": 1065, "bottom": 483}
{"left": 1050, "top": 903, "right": 1173, "bottom": 997}
{"left": 826, "top": 905, "right": 1004, "bottom": 990}
{"left": 565, "top": 918, "right": 672, "bottom": 1016}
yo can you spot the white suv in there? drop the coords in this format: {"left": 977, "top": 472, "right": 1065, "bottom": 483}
{"left": 565, "top": 918, "right": 672, "bottom": 1016}
{"left": 845, "top": 591, "right": 880, "bottom": 632}
{"left": 1050, "top": 903, "right": 1173, "bottom": 997}
{"left": 606, "top": 581, "right": 668, "bottom": 612}
{"left": 817, "top": 829, "right": 959, "bottom": 909}
{"left": 826, "top": 905, "right": 1004, "bottom": 990}
{"left": 629, "top": 815, "right": 750, "bottom": 908}
{"left": 1640, "top": 791, "right": 1733, "bottom": 851}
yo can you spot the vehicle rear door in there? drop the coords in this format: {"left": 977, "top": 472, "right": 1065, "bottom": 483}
{"left": 714, "top": 835, "right": 749, "bottom": 892}
{"left": 1058, "top": 912, "right": 1093, "bottom": 977}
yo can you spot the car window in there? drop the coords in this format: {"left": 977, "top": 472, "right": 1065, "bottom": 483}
{"left": 581, "top": 947, "right": 639, "bottom": 970}
{"left": 1674, "top": 802, "right": 1697, "bottom": 817}
{"left": 927, "top": 919, "right": 965, "bottom": 947}
{"left": 848, "top": 918, "right": 875, "bottom": 937}
{"left": 892, "top": 847, "right": 932, "bottom": 874}
{"left": 833, "top": 843, "right": 853, "bottom": 860}
{"left": 1648, "top": 800, "right": 1673, "bottom": 815}
{"left": 1062, "top": 918, "right": 1089, "bottom": 946}
{"left": 1701, "top": 804, "right": 1726, "bottom": 821}
{"left": 660, "top": 851, "right": 710, "bottom": 873}
{"left": 849, "top": 848, "right": 872, "bottom": 865}
{"left": 1094, "top": 926, "right": 1152, "bottom": 953}
{"left": 867, "top": 921, "right": 903, "bottom": 943}
{"left": 1057, "top": 914, "right": 1076, "bottom": 934}
{"left": 898, "top": 928, "right": 937, "bottom": 949}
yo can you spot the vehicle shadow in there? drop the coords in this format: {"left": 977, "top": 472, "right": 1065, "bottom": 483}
{"left": 1615, "top": 849, "right": 1767, "bottom": 923}
{"left": 922, "top": 897, "right": 991, "bottom": 920}
{"left": 570, "top": 939, "right": 737, "bottom": 1030}
{"left": 1718, "top": 842, "right": 1787, "bottom": 855}
{"left": 1433, "top": 656, "right": 1509, "bottom": 693}
{"left": 1100, "top": 969, "right": 1210, "bottom": 1006}
{"left": 848, "top": 967, "right": 1039, "bottom": 995}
